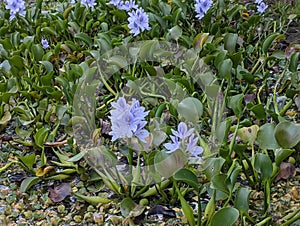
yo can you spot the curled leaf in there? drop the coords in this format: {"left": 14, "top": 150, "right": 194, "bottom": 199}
{"left": 36, "top": 165, "right": 55, "bottom": 177}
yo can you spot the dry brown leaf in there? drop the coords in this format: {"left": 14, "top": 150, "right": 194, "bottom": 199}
{"left": 275, "top": 162, "right": 296, "bottom": 182}
{"left": 49, "top": 183, "right": 71, "bottom": 202}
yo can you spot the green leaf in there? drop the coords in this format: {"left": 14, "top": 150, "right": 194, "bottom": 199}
{"left": 289, "top": 52, "right": 299, "bottom": 72}
{"left": 262, "top": 33, "right": 285, "bottom": 55}
{"left": 67, "top": 151, "right": 86, "bottom": 162}
{"left": 224, "top": 33, "right": 238, "bottom": 52}
{"left": 211, "top": 174, "right": 229, "bottom": 195}
{"left": 74, "top": 192, "right": 111, "bottom": 205}
{"left": 210, "top": 207, "right": 239, "bottom": 226}
{"left": 203, "top": 158, "right": 225, "bottom": 180}
{"left": 177, "top": 97, "right": 203, "bottom": 122}
{"left": 20, "top": 177, "right": 41, "bottom": 193}
{"left": 173, "top": 168, "right": 199, "bottom": 191}
{"left": 45, "top": 174, "right": 71, "bottom": 180}
{"left": 254, "top": 153, "right": 273, "bottom": 181}
{"left": 177, "top": 189, "right": 195, "bottom": 226}
{"left": 234, "top": 188, "right": 251, "bottom": 213}
{"left": 18, "top": 153, "right": 36, "bottom": 171}
{"left": 34, "top": 127, "right": 49, "bottom": 148}
{"left": 31, "top": 44, "right": 44, "bottom": 62}
{"left": 39, "top": 61, "right": 53, "bottom": 74}
{"left": 74, "top": 33, "right": 93, "bottom": 48}
{"left": 274, "top": 121, "right": 300, "bottom": 148}
{"left": 218, "top": 59, "right": 232, "bottom": 80}
{"left": 0, "top": 111, "right": 11, "bottom": 132}
{"left": 274, "top": 149, "right": 295, "bottom": 166}
{"left": 41, "top": 27, "right": 57, "bottom": 36}
{"left": 228, "top": 94, "right": 244, "bottom": 117}
{"left": 257, "top": 123, "right": 280, "bottom": 149}
{"left": 250, "top": 104, "right": 266, "bottom": 120}
{"left": 9, "top": 55, "right": 24, "bottom": 70}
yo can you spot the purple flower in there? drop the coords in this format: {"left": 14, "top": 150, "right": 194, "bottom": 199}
{"left": 255, "top": 0, "right": 262, "bottom": 4}
{"left": 171, "top": 122, "right": 194, "bottom": 140}
{"left": 109, "top": 0, "right": 124, "bottom": 9}
{"left": 41, "top": 38, "right": 49, "bottom": 49}
{"left": 194, "top": 0, "right": 213, "bottom": 20}
{"left": 134, "top": 121, "right": 149, "bottom": 143}
{"left": 80, "top": 0, "right": 96, "bottom": 9}
{"left": 164, "top": 121, "right": 203, "bottom": 159}
{"left": 186, "top": 135, "right": 203, "bottom": 157}
{"left": 257, "top": 2, "right": 268, "bottom": 14}
{"left": 120, "top": 0, "right": 138, "bottom": 11}
{"left": 128, "top": 8, "right": 150, "bottom": 36}
{"left": 5, "top": 0, "right": 26, "bottom": 20}
{"left": 164, "top": 135, "right": 181, "bottom": 153}
{"left": 109, "top": 97, "right": 149, "bottom": 142}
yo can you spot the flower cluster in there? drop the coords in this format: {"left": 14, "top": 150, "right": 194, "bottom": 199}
{"left": 71, "top": 0, "right": 97, "bottom": 10}
{"left": 109, "top": 0, "right": 150, "bottom": 36}
{"left": 255, "top": 0, "right": 268, "bottom": 14}
{"left": 164, "top": 122, "right": 203, "bottom": 158}
{"left": 109, "top": 97, "right": 149, "bottom": 142}
{"left": 5, "top": 0, "right": 26, "bottom": 20}
{"left": 194, "top": 0, "right": 213, "bottom": 20}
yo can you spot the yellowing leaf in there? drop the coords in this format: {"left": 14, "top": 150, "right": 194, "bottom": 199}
{"left": 238, "top": 125, "right": 259, "bottom": 145}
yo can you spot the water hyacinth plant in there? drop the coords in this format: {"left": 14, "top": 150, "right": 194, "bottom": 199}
{"left": 109, "top": 97, "right": 149, "bottom": 142}
{"left": 109, "top": 0, "right": 150, "bottom": 36}
{"left": 0, "top": 0, "right": 299, "bottom": 225}
{"left": 4, "top": 0, "right": 26, "bottom": 20}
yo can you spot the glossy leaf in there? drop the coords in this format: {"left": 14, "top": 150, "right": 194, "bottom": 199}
{"left": 289, "top": 52, "right": 299, "bottom": 72}
{"left": 210, "top": 207, "right": 239, "bottom": 226}
{"left": 234, "top": 188, "right": 251, "bottom": 213}
{"left": 275, "top": 121, "right": 300, "bottom": 148}
{"left": 177, "top": 189, "right": 195, "bottom": 226}
{"left": 250, "top": 104, "right": 266, "bottom": 120}
{"left": 67, "top": 151, "right": 86, "bottom": 162}
{"left": 33, "top": 127, "right": 49, "bottom": 148}
{"left": 18, "top": 153, "right": 36, "bottom": 172}
{"left": 211, "top": 174, "right": 229, "bottom": 195}
{"left": 218, "top": 58, "right": 233, "bottom": 80}
{"left": 224, "top": 33, "right": 238, "bottom": 52}
{"left": 74, "top": 33, "right": 93, "bottom": 48}
{"left": 228, "top": 94, "right": 244, "bottom": 117}
{"left": 262, "top": 33, "right": 285, "bottom": 55}
{"left": 20, "top": 177, "right": 41, "bottom": 193}
{"left": 173, "top": 168, "right": 199, "bottom": 191}
{"left": 254, "top": 153, "right": 273, "bottom": 180}
{"left": 274, "top": 149, "right": 295, "bottom": 166}
{"left": 203, "top": 158, "right": 225, "bottom": 180}
{"left": 257, "top": 123, "right": 280, "bottom": 149}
